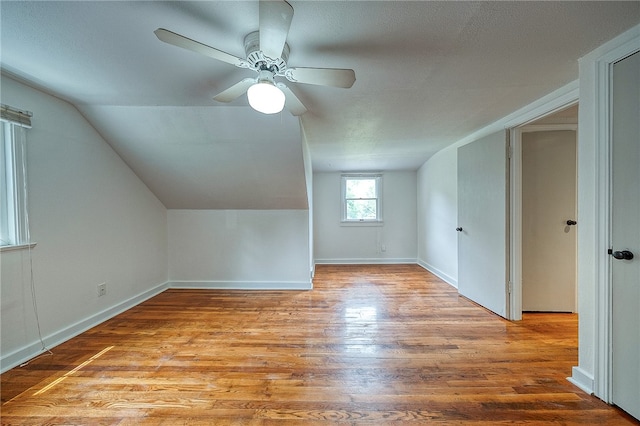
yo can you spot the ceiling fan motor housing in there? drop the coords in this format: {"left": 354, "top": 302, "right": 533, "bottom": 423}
{"left": 244, "top": 31, "right": 289, "bottom": 74}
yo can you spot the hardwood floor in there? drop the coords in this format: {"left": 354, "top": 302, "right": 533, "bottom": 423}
{"left": 1, "top": 264, "right": 636, "bottom": 425}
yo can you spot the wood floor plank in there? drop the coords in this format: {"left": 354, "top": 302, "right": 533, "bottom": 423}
{"left": 2, "top": 264, "right": 637, "bottom": 424}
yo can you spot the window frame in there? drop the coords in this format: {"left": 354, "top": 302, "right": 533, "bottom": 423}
{"left": 1, "top": 120, "right": 29, "bottom": 248}
{"left": 340, "top": 173, "right": 383, "bottom": 225}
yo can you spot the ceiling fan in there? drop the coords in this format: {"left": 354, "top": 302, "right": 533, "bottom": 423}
{"left": 154, "top": 0, "right": 356, "bottom": 116}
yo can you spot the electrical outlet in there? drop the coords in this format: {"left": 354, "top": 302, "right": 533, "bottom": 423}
{"left": 97, "top": 283, "right": 107, "bottom": 297}
{"left": 381, "top": 244, "right": 387, "bottom": 252}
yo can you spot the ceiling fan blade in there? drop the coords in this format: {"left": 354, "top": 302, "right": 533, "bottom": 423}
{"left": 259, "top": 0, "right": 294, "bottom": 59}
{"left": 213, "top": 78, "right": 256, "bottom": 103}
{"left": 276, "top": 83, "right": 307, "bottom": 116}
{"left": 154, "top": 28, "right": 248, "bottom": 68}
{"left": 285, "top": 67, "right": 356, "bottom": 88}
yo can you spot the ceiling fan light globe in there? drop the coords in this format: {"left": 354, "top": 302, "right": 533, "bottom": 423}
{"left": 247, "top": 82, "right": 285, "bottom": 114}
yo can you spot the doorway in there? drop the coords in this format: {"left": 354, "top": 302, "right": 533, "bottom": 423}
{"left": 521, "top": 126, "right": 577, "bottom": 312}
{"left": 510, "top": 105, "right": 579, "bottom": 319}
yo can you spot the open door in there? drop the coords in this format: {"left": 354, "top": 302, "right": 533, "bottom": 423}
{"left": 457, "top": 131, "right": 509, "bottom": 318}
{"left": 610, "top": 50, "right": 639, "bottom": 421}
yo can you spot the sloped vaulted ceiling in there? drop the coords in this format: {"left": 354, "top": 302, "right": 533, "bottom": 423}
{"left": 80, "top": 105, "right": 306, "bottom": 209}
{"left": 1, "top": 1, "right": 639, "bottom": 209}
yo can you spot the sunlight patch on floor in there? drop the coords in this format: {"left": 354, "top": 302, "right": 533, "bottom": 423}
{"left": 33, "top": 346, "right": 114, "bottom": 396}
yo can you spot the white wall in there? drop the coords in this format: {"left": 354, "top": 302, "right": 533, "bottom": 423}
{"left": 313, "top": 171, "right": 417, "bottom": 264}
{"left": 0, "top": 76, "right": 168, "bottom": 372}
{"left": 417, "top": 147, "right": 458, "bottom": 286}
{"left": 168, "top": 210, "right": 311, "bottom": 289}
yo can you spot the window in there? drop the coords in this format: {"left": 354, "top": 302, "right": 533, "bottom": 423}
{"left": 1, "top": 105, "right": 31, "bottom": 247}
{"left": 341, "top": 174, "right": 382, "bottom": 223}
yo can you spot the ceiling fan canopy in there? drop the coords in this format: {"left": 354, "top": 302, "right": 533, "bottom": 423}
{"left": 154, "top": 0, "right": 356, "bottom": 116}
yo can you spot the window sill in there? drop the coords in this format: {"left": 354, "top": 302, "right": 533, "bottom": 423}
{"left": 340, "top": 221, "right": 384, "bottom": 227}
{"left": 0, "top": 242, "right": 37, "bottom": 253}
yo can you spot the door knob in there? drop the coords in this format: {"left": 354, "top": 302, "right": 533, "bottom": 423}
{"left": 456, "top": 227, "right": 463, "bottom": 232}
{"left": 566, "top": 220, "right": 577, "bottom": 226}
{"left": 611, "top": 250, "right": 634, "bottom": 260}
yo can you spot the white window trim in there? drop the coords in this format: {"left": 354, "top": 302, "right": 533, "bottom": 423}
{"left": 0, "top": 242, "right": 37, "bottom": 253}
{"left": 340, "top": 173, "right": 383, "bottom": 225}
{"left": 1, "top": 120, "right": 30, "bottom": 248}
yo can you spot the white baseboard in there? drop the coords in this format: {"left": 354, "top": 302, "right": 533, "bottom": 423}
{"left": 170, "top": 280, "right": 312, "bottom": 290}
{"left": 314, "top": 258, "right": 417, "bottom": 265}
{"left": 1, "top": 278, "right": 313, "bottom": 373}
{"left": 567, "top": 366, "right": 594, "bottom": 395}
{"left": 0, "top": 281, "right": 170, "bottom": 374}
{"left": 417, "top": 260, "right": 458, "bottom": 288}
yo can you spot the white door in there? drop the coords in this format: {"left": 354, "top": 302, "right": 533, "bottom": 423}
{"left": 521, "top": 130, "right": 577, "bottom": 312}
{"left": 611, "top": 51, "right": 640, "bottom": 420}
{"left": 458, "top": 131, "right": 509, "bottom": 318}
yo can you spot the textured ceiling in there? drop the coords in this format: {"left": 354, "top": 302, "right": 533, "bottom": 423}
{"left": 1, "top": 1, "right": 638, "bottom": 209}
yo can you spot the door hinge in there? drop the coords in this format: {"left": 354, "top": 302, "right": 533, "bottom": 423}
{"left": 508, "top": 281, "right": 513, "bottom": 295}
